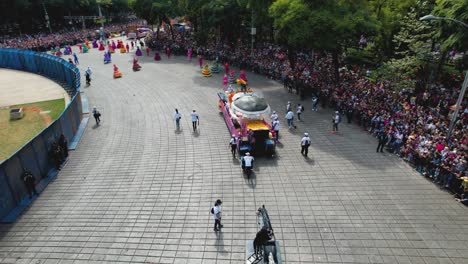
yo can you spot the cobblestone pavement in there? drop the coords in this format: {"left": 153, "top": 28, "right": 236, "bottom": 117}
{"left": 1, "top": 45, "right": 468, "bottom": 264}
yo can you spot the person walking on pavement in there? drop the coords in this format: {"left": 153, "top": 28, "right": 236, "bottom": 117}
{"left": 241, "top": 152, "right": 254, "bottom": 178}
{"left": 272, "top": 119, "right": 280, "bottom": 142}
{"left": 332, "top": 111, "right": 341, "bottom": 133}
{"left": 85, "top": 66, "right": 92, "bottom": 86}
{"left": 173, "top": 108, "right": 182, "bottom": 130}
{"left": 286, "top": 101, "right": 292, "bottom": 112}
{"left": 297, "top": 104, "right": 304, "bottom": 122}
{"left": 73, "top": 53, "right": 79, "bottom": 65}
{"left": 312, "top": 96, "right": 318, "bottom": 111}
{"left": 229, "top": 135, "right": 237, "bottom": 158}
{"left": 301, "top": 133, "right": 311, "bottom": 157}
{"left": 22, "top": 168, "right": 38, "bottom": 199}
{"left": 285, "top": 110, "right": 296, "bottom": 129}
{"left": 190, "top": 110, "right": 199, "bottom": 132}
{"left": 270, "top": 111, "right": 278, "bottom": 123}
{"left": 212, "top": 199, "right": 223, "bottom": 231}
{"left": 377, "top": 130, "right": 387, "bottom": 153}
{"left": 92, "top": 106, "right": 101, "bottom": 125}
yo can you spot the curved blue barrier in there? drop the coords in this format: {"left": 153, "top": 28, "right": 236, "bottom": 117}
{"left": 0, "top": 49, "right": 82, "bottom": 222}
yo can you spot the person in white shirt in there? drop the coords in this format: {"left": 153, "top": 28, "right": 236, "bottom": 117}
{"left": 173, "top": 108, "right": 182, "bottom": 130}
{"left": 270, "top": 111, "right": 278, "bottom": 122}
{"left": 190, "top": 110, "right": 199, "bottom": 132}
{"left": 312, "top": 97, "right": 318, "bottom": 111}
{"left": 229, "top": 135, "right": 237, "bottom": 158}
{"left": 301, "top": 133, "right": 311, "bottom": 157}
{"left": 272, "top": 119, "right": 279, "bottom": 142}
{"left": 297, "top": 104, "right": 304, "bottom": 121}
{"left": 332, "top": 111, "right": 341, "bottom": 132}
{"left": 212, "top": 199, "right": 223, "bottom": 231}
{"left": 285, "top": 110, "right": 296, "bottom": 129}
{"left": 241, "top": 152, "right": 254, "bottom": 177}
{"left": 286, "top": 101, "right": 291, "bottom": 112}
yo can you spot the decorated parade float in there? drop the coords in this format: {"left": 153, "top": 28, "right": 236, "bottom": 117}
{"left": 217, "top": 81, "right": 275, "bottom": 157}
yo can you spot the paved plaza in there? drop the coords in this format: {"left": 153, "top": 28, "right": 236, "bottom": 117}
{"left": 1, "top": 45, "right": 468, "bottom": 264}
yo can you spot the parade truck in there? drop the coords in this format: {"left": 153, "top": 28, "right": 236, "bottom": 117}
{"left": 218, "top": 90, "right": 276, "bottom": 157}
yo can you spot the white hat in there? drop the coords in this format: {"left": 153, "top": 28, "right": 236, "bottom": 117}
{"left": 245, "top": 152, "right": 250, "bottom": 156}
{"left": 232, "top": 134, "right": 235, "bottom": 137}
{"left": 273, "top": 111, "right": 276, "bottom": 114}
{"left": 335, "top": 111, "right": 339, "bottom": 113}
{"left": 304, "top": 133, "right": 309, "bottom": 136}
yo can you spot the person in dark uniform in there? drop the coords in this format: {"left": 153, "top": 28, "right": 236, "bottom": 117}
{"left": 22, "top": 168, "right": 38, "bottom": 199}
{"left": 58, "top": 134, "right": 68, "bottom": 160}
{"left": 346, "top": 104, "right": 354, "bottom": 123}
{"left": 376, "top": 131, "right": 387, "bottom": 153}
{"left": 229, "top": 135, "right": 237, "bottom": 158}
{"left": 50, "top": 142, "right": 62, "bottom": 170}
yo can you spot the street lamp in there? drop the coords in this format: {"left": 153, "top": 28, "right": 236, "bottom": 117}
{"left": 420, "top": 15, "right": 468, "bottom": 29}
{"left": 420, "top": 14, "right": 468, "bottom": 139}
{"left": 42, "top": 2, "right": 52, "bottom": 34}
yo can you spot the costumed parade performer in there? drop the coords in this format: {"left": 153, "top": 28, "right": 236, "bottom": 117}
{"left": 237, "top": 78, "right": 248, "bottom": 92}
{"left": 146, "top": 47, "right": 150, "bottom": 56}
{"left": 154, "top": 51, "right": 161, "bottom": 61}
{"left": 117, "top": 40, "right": 122, "bottom": 49}
{"left": 135, "top": 47, "right": 142, "bottom": 56}
{"left": 187, "top": 47, "right": 192, "bottom": 61}
{"left": 120, "top": 45, "right": 126, "bottom": 53}
{"left": 239, "top": 70, "right": 247, "bottom": 82}
{"left": 98, "top": 41, "right": 105, "bottom": 51}
{"left": 198, "top": 55, "right": 203, "bottom": 68}
{"left": 82, "top": 43, "right": 88, "bottom": 53}
{"left": 113, "top": 64, "right": 122, "bottom": 78}
{"left": 64, "top": 46, "right": 71, "bottom": 55}
{"left": 92, "top": 40, "right": 98, "bottom": 49}
{"left": 77, "top": 43, "right": 82, "bottom": 53}
{"left": 228, "top": 70, "right": 236, "bottom": 84}
{"left": 85, "top": 39, "right": 91, "bottom": 49}
{"left": 112, "top": 40, "right": 117, "bottom": 50}
{"left": 166, "top": 46, "right": 171, "bottom": 58}
{"left": 104, "top": 51, "right": 111, "bottom": 64}
{"left": 223, "top": 74, "right": 228, "bottom": 88}
{"left": 54, "top": 48, "right": 62, "bottom": 57}
{"left": 132, "top": 57, "right": 142, "bottom": 71}
{"left": 125, "top": 43, "right": 130, "bottom": 53}
{"left": 210, "top": 59, "right": 220, "bottom": 73}
{"left": 202, "top": 63, "right": 211, "bottom": 77}
{"left": 224, "top": 62, "right": 229, "bottom": 74}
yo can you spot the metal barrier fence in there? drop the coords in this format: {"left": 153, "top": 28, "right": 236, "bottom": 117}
{"left": 0, "top": 49, "right": 82, "bottom": 221}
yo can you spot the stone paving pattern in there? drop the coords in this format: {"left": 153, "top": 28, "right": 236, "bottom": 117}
{"left": 1, "top": 45, "right": 468, "bottom": 264}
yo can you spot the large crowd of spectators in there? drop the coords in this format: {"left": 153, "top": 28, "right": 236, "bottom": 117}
{"left": 0, "top": 20, "right": 146, "bottom": 52}
{"left": 2, "top": 23, "right": 466, "bottom": 195}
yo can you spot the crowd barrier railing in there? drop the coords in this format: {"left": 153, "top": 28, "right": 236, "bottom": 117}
{"left": 0, "top": 49, "right": 82, "bottom": 222}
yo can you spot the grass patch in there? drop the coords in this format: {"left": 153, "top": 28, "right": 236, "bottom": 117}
{"left": 0, "top": 98, "right": 65, "bottom": 161}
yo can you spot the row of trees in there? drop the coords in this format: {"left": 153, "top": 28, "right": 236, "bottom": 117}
{"left": 2, "top": 0, "right": 466, "bottom": 87}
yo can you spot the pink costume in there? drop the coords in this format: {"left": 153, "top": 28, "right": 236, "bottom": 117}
{"left": 239, "top": 70, "right": 247, "bottom": 82}
{"left": 198, "top": 55, "right": 203, "bottom": 68}
{"left": 223, "top": 74, "right": 228, "bottom": 87}
{"left": 187, "top": 48, "right": 192, "bottom": 61}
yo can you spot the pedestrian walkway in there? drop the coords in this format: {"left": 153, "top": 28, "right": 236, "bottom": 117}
{"left": 0, "top": 45, "right": 467, "bottom": 264}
